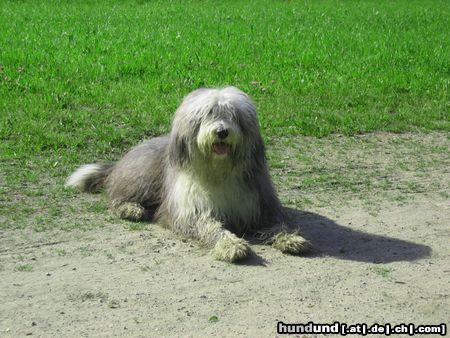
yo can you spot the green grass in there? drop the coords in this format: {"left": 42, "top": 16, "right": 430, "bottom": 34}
{"left": 208, "top": 315, "right": 219, "bottom": 323}
{"left": 0, "top": 1, "right": 449, "bottom": 230}
{"left": 372, "top": 266, "right": 393, "bottom": 279}
{"left": 16, "top": 264, "right": 33, "bottom": 272}
{"left": 1, "top": 0, "right": 448, "bottom": 163}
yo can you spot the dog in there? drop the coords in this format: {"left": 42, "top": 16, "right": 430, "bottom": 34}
{"left": 66, "top": 86, "right": 310, "bottom": 262}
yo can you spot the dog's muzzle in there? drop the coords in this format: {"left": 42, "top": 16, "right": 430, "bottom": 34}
{"left": 212, "top": 142, "right": 231, "bottom": 155}
{"left": 212, "top": 127, "right": 231, "bottom": 155}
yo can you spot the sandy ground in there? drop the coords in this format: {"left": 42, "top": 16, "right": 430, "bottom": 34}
{"left": 1, "top": 133, "right": 449, "bottom": 337}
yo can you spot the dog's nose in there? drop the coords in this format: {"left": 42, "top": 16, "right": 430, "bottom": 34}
{"left": 217, "top": 129, "right": 229, "bottom": 140}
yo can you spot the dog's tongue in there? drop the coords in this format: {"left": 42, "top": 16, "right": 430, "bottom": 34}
{"left": 213, "top": 142, "right": 230, "bottom": 155}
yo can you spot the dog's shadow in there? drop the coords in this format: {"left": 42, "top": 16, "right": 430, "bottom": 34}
{"left": 285, "top": 207, "right": 431, "bottom": 263}
{"left": 242, "top": 207, "right": 431, "bottom": 266}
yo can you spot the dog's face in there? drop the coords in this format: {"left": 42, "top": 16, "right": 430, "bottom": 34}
{"left": 169, "top": 87, "right": 265, "bottom": 169}
{"left": 196, "top": 105, "right": 242, "bottom": 160}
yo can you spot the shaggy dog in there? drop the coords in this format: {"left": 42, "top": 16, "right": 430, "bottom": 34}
{"left": 66, "top": 86, "right": 310, "bottom": 262}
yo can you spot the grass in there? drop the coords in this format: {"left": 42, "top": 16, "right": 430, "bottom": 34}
{"left": 268, "top": 133, "right": 449, "bottom": 211}
{"left": 208, "top": 315, "right": 219, "bottom": 323}
{"left": 372, "top": 266, "right": 393, "bottom": 279}
{"left": 0, "top": 0, "right": 448, "bottom": 230}
{"left": 16, "top": 264, "right": 33, "bottom": 272}
{"left": 1, "top": 1, "right": 448, "bottom": 161}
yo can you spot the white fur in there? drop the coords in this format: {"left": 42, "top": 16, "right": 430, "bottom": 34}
{"left": 65, "top": 164, "right": 104, "bottom": 190}
{"left": 166, "top": 169, "right": 259, "bottom": 236}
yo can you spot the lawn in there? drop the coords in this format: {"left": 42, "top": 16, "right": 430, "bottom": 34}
{"left": 1, "top": 0, "right": 448, "bottom": 159}
{"left": 0, "top": 0, "right": 448, "bottom": 227}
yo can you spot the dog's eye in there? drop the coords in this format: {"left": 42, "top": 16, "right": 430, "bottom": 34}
{"left": 231, "top": 110, "right": 240, "bottom": 124}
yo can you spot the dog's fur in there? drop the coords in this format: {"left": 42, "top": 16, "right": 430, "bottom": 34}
{"left": 66, "top": 87, "right": 310, "bottom": 262}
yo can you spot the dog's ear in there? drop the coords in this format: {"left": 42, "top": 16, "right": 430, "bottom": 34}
{"left": 240, "top": 132, "right": 267, "bottom": 185}
{"left": 169, "top": 134, "right": 189, "bottom": 167}
{"left": 252, "top": 133, "right": 266, "bottom": 170}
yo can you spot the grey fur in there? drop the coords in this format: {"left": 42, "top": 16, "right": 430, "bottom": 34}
{"left": 66, "top": 87, "right": 310, "bottom": 262}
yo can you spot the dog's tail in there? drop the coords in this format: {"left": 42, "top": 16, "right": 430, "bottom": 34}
{"left": 65, "top": 163, "right": 114, "bottom": 193}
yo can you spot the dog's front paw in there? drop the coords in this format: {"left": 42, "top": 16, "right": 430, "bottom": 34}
{"left": 114, "top": 202, "right": 145, "bottom": 221}
{"left": 272, "top": 232, "right": 311, "bottom": 255}
{"left": 212, "top": 237, "right": 251, "bottom": 263}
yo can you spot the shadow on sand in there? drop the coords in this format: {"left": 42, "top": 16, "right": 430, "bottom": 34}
{"left": 240, "top": 207, "right": 431, "bottom": 266}
{"left": 284, "top": 207, "right": 431, "bottom": 264}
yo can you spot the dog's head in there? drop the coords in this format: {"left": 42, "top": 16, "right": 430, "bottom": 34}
{"left": 169, "top": 86, "right": 265, "bottom": 171}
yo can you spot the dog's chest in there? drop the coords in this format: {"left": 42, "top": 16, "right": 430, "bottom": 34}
{"left": 173, "top": 172, "right": 259, "bottom": 227}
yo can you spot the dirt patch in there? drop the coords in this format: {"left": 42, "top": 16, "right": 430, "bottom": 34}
{"left": 1, "top": 133, "right": 449, "bottom": 337}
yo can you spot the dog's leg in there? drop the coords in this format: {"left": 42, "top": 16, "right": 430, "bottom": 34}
{"left": 271, "top": 230, "right": 311, "bottom": 255}
{"left": 211, "top": 232, "right": 251, "bottom": 263}
{"left": 253, "top": 224, "right": 311, "bottom": 255}
{"left": 112, "top": 201, "right": 147, "bottom": 222}
{"left": 196, "top": 219, "right": 252, "bottom": 263}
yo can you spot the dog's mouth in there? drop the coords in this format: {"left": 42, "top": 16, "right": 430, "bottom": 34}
{"left": 212, "top": 142, "right": 231, "bottom": 156}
